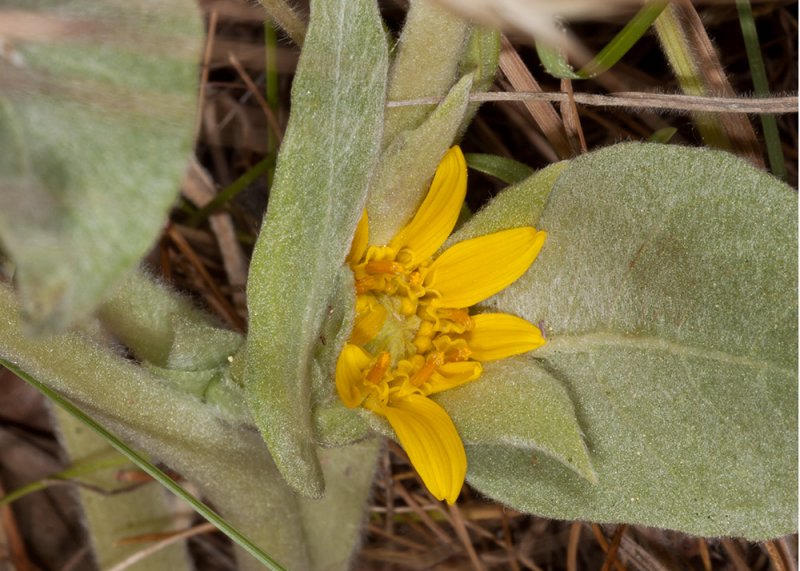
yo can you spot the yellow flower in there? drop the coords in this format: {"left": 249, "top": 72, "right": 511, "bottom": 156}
{"left": 336, "top": 146, "right": 547, "bottom": 504}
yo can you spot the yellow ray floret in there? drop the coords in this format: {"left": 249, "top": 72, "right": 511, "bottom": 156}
{"left": 336, "top": 145, "right": 547, "bottom": 505}
{"left": 366, "top": 394, "right": 466, "bottom": 504}
{"left": 462, "top": 313, "right": 546, "bottom": 361}
{"left": 390, "top": 147, "right": 467, "bottom": 266}
{"left": 425, "top": 227, "right": 547, "bottom": 308}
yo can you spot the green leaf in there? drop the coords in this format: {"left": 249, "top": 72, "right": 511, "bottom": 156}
{"left": 0, "top": 1, "right": 202, "bottom": 332}
{"left": 648, "top": 126, "right": 678, "bottom": 144}
{"left": 0, "top": 285, "right": 294, "bottom": 570}
{"left": 464, "top": 143, "right": 797, "bottom": 540}
{"left": 434, "top": 357, "right": 596, "bottom": 483}
{"left": 98, "top": 271, "right": 242, "bottom": 370}
{"left": 536, "top": 0, "right": 668, "bottom": 79}
{"left": 446, "top": 161, "right": 567, "bottom": 247}
{"left": 465, "top": 153, "right": 535, "bottom": 185}
{"left": 244, "top": 0, "right": 388, "bottom": 498}
{"left": 299, "top": 440, "right": 380, "bottom": 571}
{"left": 382, "top": 0, "right": 470, "bottom": 145}
{"left": 736, "top": 0, "right": 787, "bottom": 180}
{"left": 53, "top": 409, "right": 193, "bottom": 571}
{"left": 456, "top": 27, "right": 500, "bottom": 138}
{"left": 367, "top": 73, "right": 473, "bottom": 245}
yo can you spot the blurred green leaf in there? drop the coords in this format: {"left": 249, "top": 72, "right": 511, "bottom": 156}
{"left": 54, "top": 409, "right": 192, "bottom": 571}
{"left": 299, "top": 440, "right": 380, "bottom": 571}
{"left": 456, "top": 27, "right": 500, "bottom": 138}
{"left": 244, "top": 0, "right": 388, "bottom": 498}
{"left": 458, "top": 143, "right": 797, "bottom": 540}
{"left": 0, "top": 1, "right": 201, "bottom": 332}
{"left": 0, "top": 283, "right": 292, "bottom": 570}
{"left": 98, "top": 271, "right": 242, "bottom": 370}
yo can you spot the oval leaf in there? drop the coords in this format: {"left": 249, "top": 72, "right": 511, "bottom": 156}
{"left": 465, "top": 143, "right": 797, "bottom": 540}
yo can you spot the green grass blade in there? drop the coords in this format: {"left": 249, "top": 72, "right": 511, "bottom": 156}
{"left": 465, "top": 153, "right": 534, "bottom": 184}
{"left": 736, "top": 0, "right": 787, "bottom": 180}
{"left": 536, "top": 0, "right": 668, "bottom": 79}
{"left": 0, "top": 361, "right": 287, "bottom": 571}
{"left": 0, "top": 454, "right": 128, "bottom": 508}
{"left": 189, "top": 157, "right": 274, "bottom": 226}
{"left": 648, "top": 127, "right": 678, "bottom": 144}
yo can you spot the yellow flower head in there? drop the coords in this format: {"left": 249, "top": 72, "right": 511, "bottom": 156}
{"left": 336, "top": 146, "right": 547, "bottom": 504}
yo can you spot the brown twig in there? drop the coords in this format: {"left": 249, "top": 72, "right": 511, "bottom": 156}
{"left": 387, "top": 91, "right": 799, "bottom": 114}
{"left": 600, "top": 525, "right": 628, "bottom": 571}
{"left": 765, "top": 538, "right": 797, "bottom": 571}
{"left": 499, "top": 35, "right": 574, "bottom": 159}
{"left": 446, "top": 502, "right": 486, "bottom": 571}
{"left": 228, "top": 53, "right": 284, "bottom": 143}
{"left": 166, "top": 224, "right": 246, "bottom": 332}
{"left": 195, "top": 9, "right": 219, "bottom": 140}
{"left": 567, "top": 521, "right": 582, "bottom": 571}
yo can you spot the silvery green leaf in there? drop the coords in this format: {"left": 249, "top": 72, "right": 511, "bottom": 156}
{"left": 456, "top": 27, "right": 500, "bottom": 137}
{"left": 461, "top": 143, "right": 797, "bottom": 540}
{"left": 98, "top": 271, "right": 242, "bottom": 370}
{"left": 446, "top": 160, "right": 567, "bottom": 246}
{"left": 0, "top": 1, "right": 201, "bottom": 332}
{"left": 244, "top": 0, "right": 388, "bottom": 498}
{"left": 368, "top": 73, "right": 473, "bottom": 244}
{"left": 299, "top": 440, "right": 380, "bottom": 571}
{"left": 434, "top": 356, "right": 596, "bottom": 483}
{"left": 382, "top": 0, "right": 470, "bottom": 145}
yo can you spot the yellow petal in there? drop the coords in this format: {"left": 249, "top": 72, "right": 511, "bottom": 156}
{"left": 370, "top": 394, "right": 466, "bottom": 504}
{"left": 426, "top": 361, "right": 482, "bottom": 395}
{"left": 335, "top": 344, "right": 373, "bottom": 408}
{"left": 389, "top": 147, "right": 467, "bottom": 265}
{"left": 346, "top": 210, "right": 369, "bottom": 266}
{"left": 425, "top": 227, "right": 547, "bottom": 308}
{"left": 465, "top": 313, "right": 546, "bottom": 361}
{"left": 351, "top": 295, "right": 387, "bottom": 346}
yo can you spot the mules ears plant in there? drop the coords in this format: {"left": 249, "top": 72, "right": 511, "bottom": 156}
{"left": 0, "top": 0, "right": 795, "bottom": 569}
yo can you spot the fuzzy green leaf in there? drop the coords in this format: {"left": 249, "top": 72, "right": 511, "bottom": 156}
{"left": 446, "top": 161, "right": 567, "bottom": 246}
{"left": 0, "top": 1, "right": 201, "bottom": 333}
{"left": 462, "top": 143, "right": 797, "bottom": 540}
{"left": 0, "top": 284, "right": 299, "bottom": 569}
{"left": 98, "top": 271, "right": 242, "bottom": 370}
{"left": 368, "top": 73, "right": 473, "bottom": 244}
{"left": 434, "top": 357, "right": 596, "bottom": 483}
{"left": 382, "top": 0, "right": 470, "bottom": 145}
{"left": 299, "top": 440, "right": 380, "bottom": 571}
{"left": 53, "top": 410, "right": 192, "bottom": 571}
{"left": 456, "top": 27, "right": 500, "bottom": 137}
{"left": 244, "top": 0, "right": 388, "bottom": 498}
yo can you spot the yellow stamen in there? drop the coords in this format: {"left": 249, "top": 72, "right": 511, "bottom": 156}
{"left": 365, "top": 260, "right": 404, "bottom": 275}
{"left": 366, "top": 351, "right": 391, "bottom": 384}
{"left": 355, "top": 276, "right": 382, "bottom": 294}
{"left": 410, "top": 352, "right": 444, "bottom": 387}
{"left": 438, "top": 308, "right": 473, "bottom": 330}
{"left": 445, "top": 346, "right": 472, "bottom": 362}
